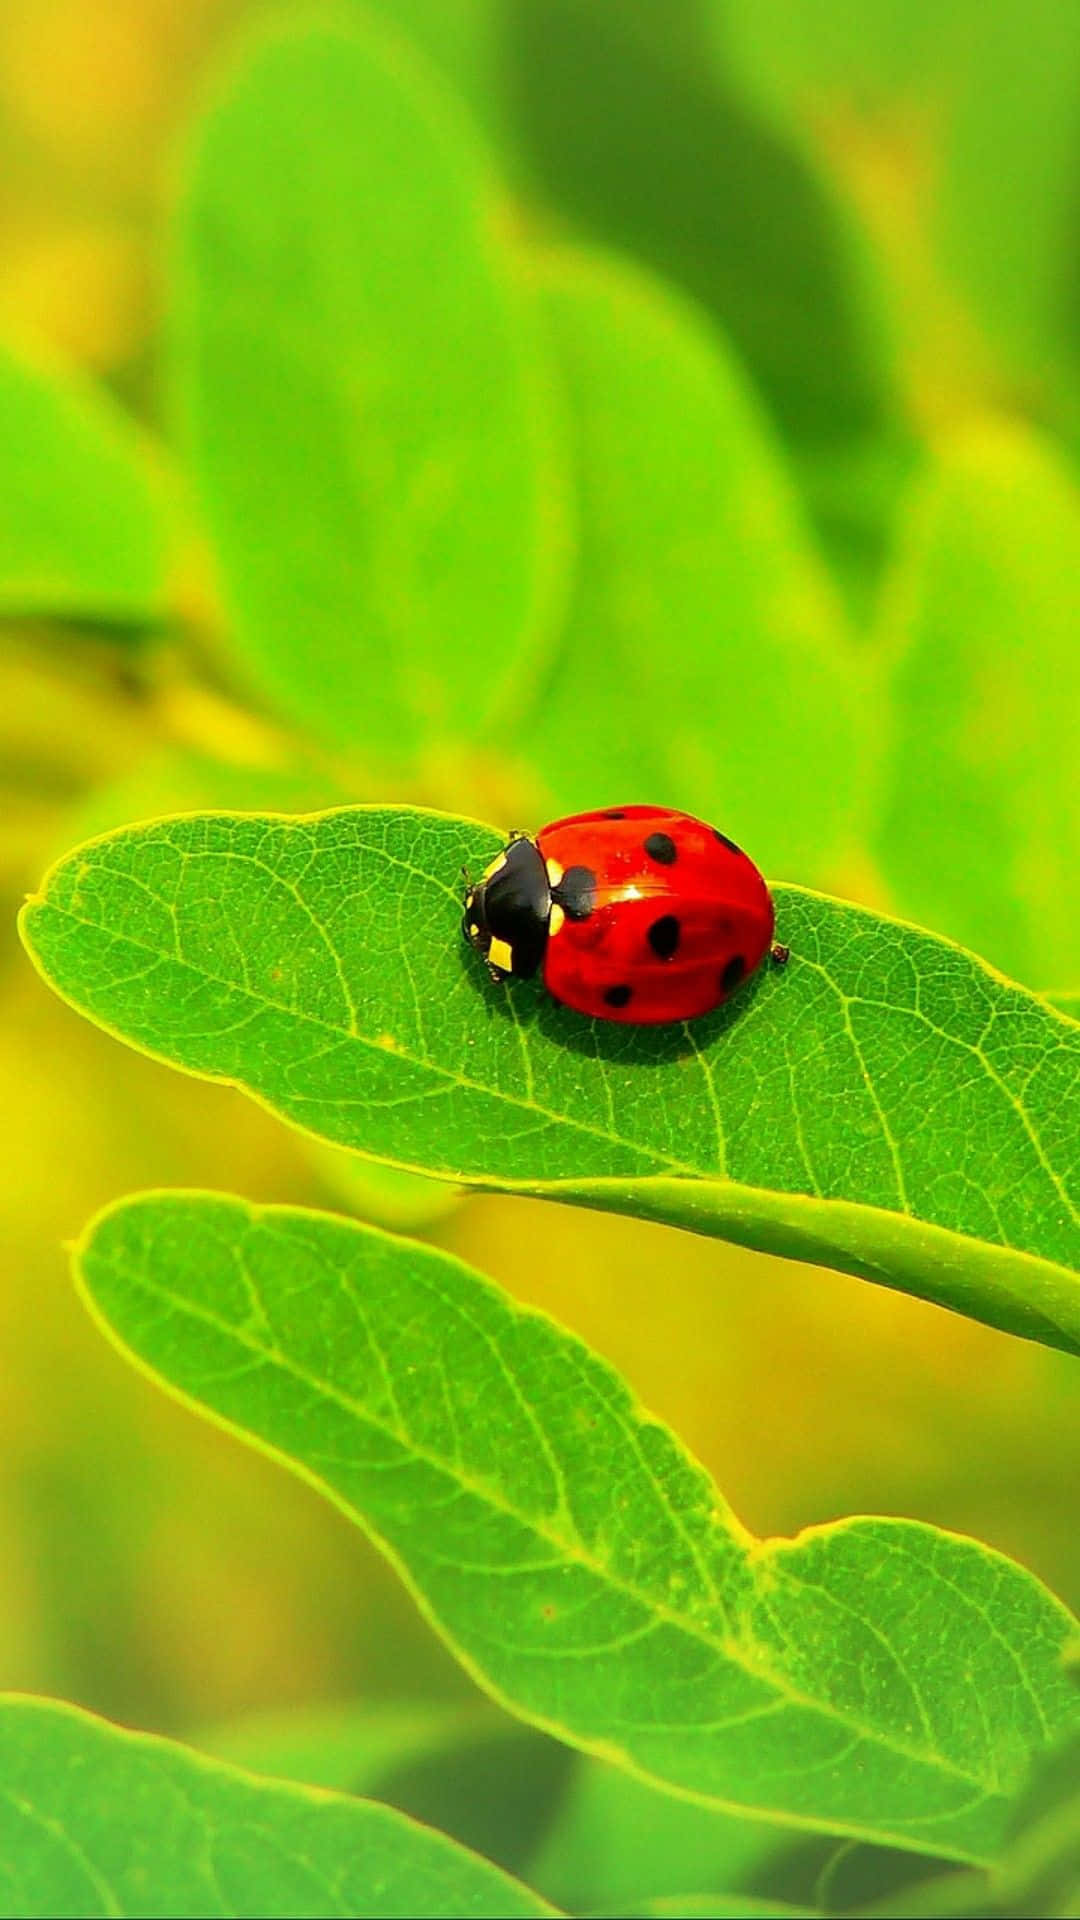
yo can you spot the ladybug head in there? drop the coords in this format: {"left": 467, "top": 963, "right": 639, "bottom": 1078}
{"left": 462, "top": 835, "right": 551, "bottom": 981}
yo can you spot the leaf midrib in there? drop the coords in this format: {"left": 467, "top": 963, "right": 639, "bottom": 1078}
{"left": 33, "top": 888, "right": 705, "bottom": 1179}
{"left": 530, "top": 1172, "right": 1078, "bottom": 1340}
{"left": 37, "top": 881, "right": 1079, "bottom": 1282}
{"left": 84, "top": 1239, "right": 1005, "bottom": 1806}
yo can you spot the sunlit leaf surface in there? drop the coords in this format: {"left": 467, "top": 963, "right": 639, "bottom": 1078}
{"left": 20, "top": 807, "right": 1080, "bottom": 1352}
{"left": 74, "top": 1192, "right": 1079, "bottom": 1861}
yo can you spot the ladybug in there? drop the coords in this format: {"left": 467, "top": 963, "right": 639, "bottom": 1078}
{"left": 461, "top": 805, "right": 786, "bottom": 1025}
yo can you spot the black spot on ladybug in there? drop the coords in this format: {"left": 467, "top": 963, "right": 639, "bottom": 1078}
{"left": 713, "top": 828, "right": 742, "bottom": 855}
{"left": 644, "top": 831, "right": 677, "bottom": 865}
{"left": 552, "top": 865, "right": 596, "bottom": 921}
{"left": 603, "top": 809, "right": 626, "bottom": 819}
{"left": 648, "top": 914, "right": 681, "bottom": 960}
{"left": 721, "top": 954, "right": 746, "bottom": 994}
{"left": 604, "top": 984, "right": 633, "bottom": 1008}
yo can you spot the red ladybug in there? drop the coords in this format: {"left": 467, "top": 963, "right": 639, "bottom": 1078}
{"left": 462, "top": 805, "right": 785, "bottom": 1025}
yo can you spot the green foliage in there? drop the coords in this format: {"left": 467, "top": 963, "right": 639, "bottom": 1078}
{"left": 873, "top": 427, "right": 1080, "bottom": 990}
{"left": 719, "top": 0, "right": 1080, "bottom": 378}
{"left": 197, "top": 1701, "right": 573, "bottom": 1879}
{"left": 526, "top": 1760, "right": 800, "bottom": 1913}
{"left": 502, "top": 0, "right": 891, "bottom": 443}
{"left": 20, "top": 807, "right": 1080, "bottom": 1352}
{"left": 846, "top": 1730, "right": 1080, "bottom": 1916}
{"left": 74, "top": 1191, "right": 1077, "bottom": 1862}
{"left": 0, "top": 342, "right": 173, "bottom": 623}
{"left": 2, "top": 3, "right": 1079, "bottom": 1914}
{"left": 0, "top": 1695, "right": 554, "bottom": 1916}
{"left": 524, "top": 253, "right": 861, "bottom": 882}
{"left": 170, "top": 18, "right": 567, "bottom": 756}
{"left": 591, "top": 1901, "right": 818, "bottom": 1918}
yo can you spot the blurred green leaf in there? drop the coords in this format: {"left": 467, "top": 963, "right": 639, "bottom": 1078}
{"left": 200, "top": 1702, "right": 948, "bottom": 1914}
{"left": 20, "top": 808, "right": 1080, "bottom": 1352}
{"left": 790, "top": 432, "right": 920, "bottom": 631}
{"left": 0, "top": 341, "right": 172, "bottom": 624}
{"left": 717, "top": 0, "right": 1080, "bottom": 381}
{"left": 504, "top": 0, "right": 891, "bottom": 442}
{"left": 872, "top": 426, "right": 1080, "bottom": 990}
{"left": 170, "top": 18, "right": 567, "bottom": 756}
{"left": 855, "top": 1729, "right": 1080, "bottom": 1916}
{"left": 0, "top": 1694, "right": 556, "bottom": 1916}
{"left": 196, "top": 1698, "right": 493, "bottom": 1793}
{"left": 310, "top": 1142, "right": 461, "bottom": 1232}
{"left": 526, "top": 1757, "right": 813, "bottom": 1912}
{"left": 527, "top": 1757, "right": 955, "bottom": 1915}
{"left": 981, "top": 1728, "right": 1080, "bottom": 1920}
{"left": 75, "top": 1190, "right": 1079, "bottom": 1860}
{"left": 361, "top": 0, "right": 504, "bottom": 140}
{"left": 55, "top": 744, "right": 347, "bottom": 858}
{"left": 600, "top": 1900, "right": 819, "bottom": 1917}
{"left": 197, "top": 1699, "right": 572, "bottom": 1879}
{"left": 520, "top": 251, "right": 862, "bottom": 885}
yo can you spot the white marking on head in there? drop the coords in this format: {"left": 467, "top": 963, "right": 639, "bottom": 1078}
{"left": 481, "top": 852, "right": 508, "bottom": 882}
{"left": 488, "top": 936, "right": 513, "bottom": 973}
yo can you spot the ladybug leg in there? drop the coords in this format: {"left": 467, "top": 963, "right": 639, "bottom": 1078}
{"left": 487, "top": 963, "right": 507, "bottom": 985}
{"left": 770, "top": 943, "right": 790, "bottom": 967}
{"left": 507, "top": 829, "right": 529, "bottom": 843}
{"left": 461, "top": 864, "right": 471, "bottom": 886}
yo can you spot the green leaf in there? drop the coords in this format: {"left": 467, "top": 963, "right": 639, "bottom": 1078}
{"left": 520, "top": 251, "right": 863, "bottom": 886}
{"left": 718, "top": 0, "right": 1080, "bottom": 380}
{"left": 197, "top": 1700, "right": 573, "bottom": 1880}
{"left": 170, "top": 18, "right": 566, "bottom": 756}
{"left": 503, "top": 0, "right": 890, "bottom": 443}
{"left": 0, "top": 339, "right": 172, "bottom": 623}
{"left": 854, "top": 1730, "right": 1080, "bottom": 1915}
{"left": 872, "top": 426, "right": 1080, "bottom": 990}
{"left": 310, "top": 1142, "right": 461, "bottom": 1231}
{"left": 527, "top": 1754, "right": 956, "bottom": 1915}
{"left": 976, "top": 1728, "right": 1080, "bottom": 1919}
{"left": 608, "top": 1901, "right": 820, "bottom": 1918}
{"left": 526, "top": 1755, "right": 820, "bottom": 1913}
{"left": 598, "top": 1900, "right": 819, "bottom": 1918}
{"left": 73, "top": 1190, "right": 1079, "bottom": 1862}
{"left": 19, "top": 807, "right": 1080, "bottom": 1354}
{"left": 360, "top": 0, "right": 504, "bottom": 141}
{"left": 0, "top": 1693, "right": 556, "bottom": 1917}
{"left": 195, "top": 1698, "right": 495, "bottom": 1794}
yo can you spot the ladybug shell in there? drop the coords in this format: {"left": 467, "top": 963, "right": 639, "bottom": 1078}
{"left": 536, "top": 806, "right": 774, "bottom": 1025}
